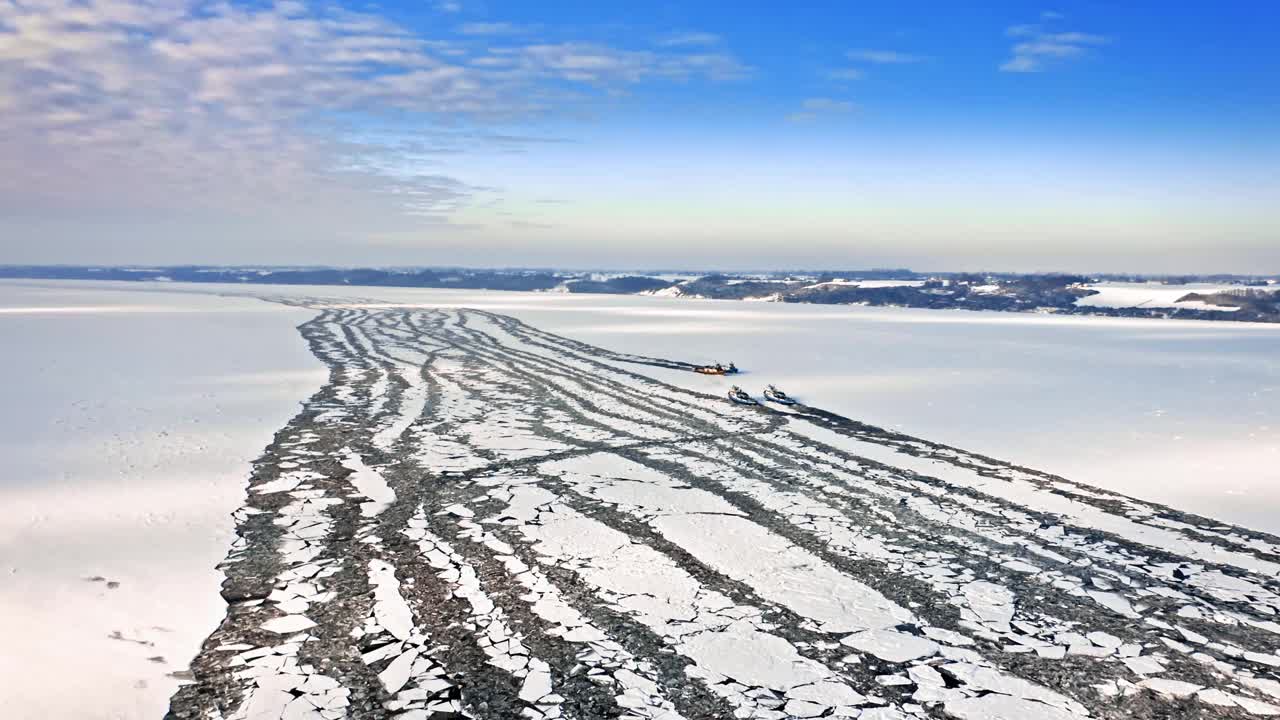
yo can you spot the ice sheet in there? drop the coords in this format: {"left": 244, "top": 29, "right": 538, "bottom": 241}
{"left": 0, "top": 282, "right": 325, "bottom": 719}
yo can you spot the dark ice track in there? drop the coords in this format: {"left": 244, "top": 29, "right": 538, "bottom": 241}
{"left": 167, "top": 302, "right": 1280, "bottom": 720}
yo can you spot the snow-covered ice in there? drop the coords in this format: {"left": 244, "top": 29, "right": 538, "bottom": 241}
{"left": 1075, "top": 281, "right": 1247, "bottom": 310}
{"left": 0, "top": 281, "right": 325, "bottom": 719}
{"left": 6, "top": 278, "right": 1280, "bottom": 720}
{"left": 132, "top": 279, "right": 1276, "bottom": 530}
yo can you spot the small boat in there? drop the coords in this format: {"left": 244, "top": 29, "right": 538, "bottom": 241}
{"left": 695, "top": 361, "right": 740, "bottom": 375}
{"left": 763, "top": 384, "right": 796, "bottom": 405}
{"left": 727, "top": 385, "right": 758, "bottom": 405}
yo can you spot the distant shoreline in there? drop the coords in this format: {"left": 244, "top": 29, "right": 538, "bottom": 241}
{"left": 2, "top": 265, "right": 1278, "bottom": 323}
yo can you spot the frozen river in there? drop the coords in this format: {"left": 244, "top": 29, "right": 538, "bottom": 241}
{"left": 2, "top": 279, "right": 1279, "bottom": 719}
{"left": 495, "top": 293, "right": 1280, "bottom": 534}
{"left": 233, "top": 282, "right": 1280, "bottom": 532}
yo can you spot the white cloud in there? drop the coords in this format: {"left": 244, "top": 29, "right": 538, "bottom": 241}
{"left": 826, "top": 68, "right": 865, "bottom": 81}
{"left": 656, "top": 31, "right": 721, "bottom": 48}
{"left": 458, "top": 22, "right": 527, "bottom": 36}
{"left": 476, "top": 42, "right": 750, "bottom": 84}
{"left": 800, "top": 98, "right": 856, "bottom": 111}
{"left": 1000, "top": 16, "right": 1107, "bottom": 72}
{"left": 0, "top": 0, "right": 749, "bottom": 226}
{"left": 787, "top": 97, "right": 856, "bottom": 123}
{"left": 847, "top": 49, "right": 924, "bottom": 64}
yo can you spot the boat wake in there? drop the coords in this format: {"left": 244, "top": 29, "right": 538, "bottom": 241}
{"left": 168, "top": 302, "right": 1280, "bottom": 720}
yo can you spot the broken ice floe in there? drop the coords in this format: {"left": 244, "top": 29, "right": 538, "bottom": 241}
{"left": 170, "top": 305, "right": 1280, "bottom": 720}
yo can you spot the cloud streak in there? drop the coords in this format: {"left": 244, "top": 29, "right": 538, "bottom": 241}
{"left": 826, "top": 68, "right": 865, "bottom": 81}
{"left": 1000, "top": 17, "right": 1108, "bottom": 72}
{"left": 787, "top": 97, "right": 856, "bottom": 123}
{"left": 0, "top": 0, "right": 748, "bottom": 229}
{"left": 847, "top": 49, "right": 925, "bottom": 64}
{"left": 458, "top": 22, "right": 528, "bottom": 36}
{"left": 473, "top": 42, "right": 750, "bottom": 84}
{"left": 656, "top": 31, "right": 721, "bottom": 48}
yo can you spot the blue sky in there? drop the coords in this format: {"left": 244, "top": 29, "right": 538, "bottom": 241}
{"left": 1, "top": 0, "right": 1276, "bottom": 272}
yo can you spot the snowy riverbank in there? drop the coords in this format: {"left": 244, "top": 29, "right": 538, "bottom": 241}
{"left": 0, "top": 282, "right": 325, "bottom": 719}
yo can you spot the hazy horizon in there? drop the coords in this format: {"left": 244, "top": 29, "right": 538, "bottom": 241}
{"left": 4, "top": 261, "right": 1279, "bottom": 279}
